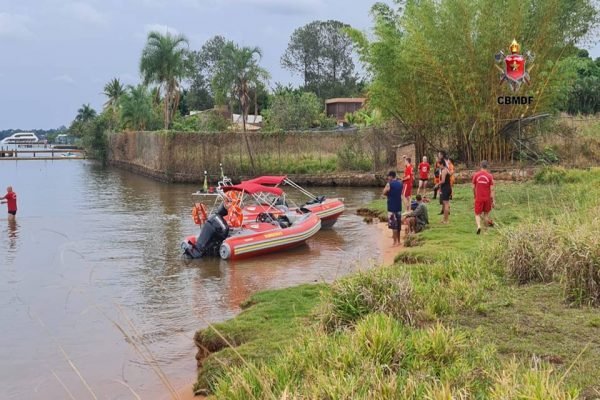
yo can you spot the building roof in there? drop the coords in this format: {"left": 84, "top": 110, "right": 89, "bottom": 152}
{"left": 325, "top": 98, "right": 367, "bottom": 105}
{"left": 232, "top": 114, "right": 263, "bottom": 124}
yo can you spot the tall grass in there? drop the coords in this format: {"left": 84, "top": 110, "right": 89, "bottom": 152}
{"left": 495, "top": 212, "right": 600, "bottom": 306}
{"left": 320, "top": 268, "right": 417, "bottom": 331}
{"left": 494, "top": 169, "right": 600, "bottom": 305}
{"left": 210, "top": 314, "right": 576, "bottom": 399}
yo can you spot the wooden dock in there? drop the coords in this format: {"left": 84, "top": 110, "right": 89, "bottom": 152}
{"left": 0, "top": 148, "right": 86, "bottom": 160}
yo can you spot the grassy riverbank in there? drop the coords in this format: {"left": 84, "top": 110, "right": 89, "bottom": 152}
{"left": 192, "top": 167, "right": 600, "bottom": 398}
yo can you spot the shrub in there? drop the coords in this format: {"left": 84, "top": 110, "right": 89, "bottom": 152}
{"left": 562, "top": 226, "right": 600, "bottom": 306}
{"left": 496, "top": 221, "right": 564, "bottom": 284}
{"left": 534, "top": 166, "right": 584, "bottom": 185}
{"left": 320, "top": 267, "right": 417, "bottom": 331}
{"left": 495, "top": 211, "right": 600, "bottom": 306}
{"left": 489, "top": 358, "right": 579, "bottom": 399}
{"left": 336, "top": 141, "right": 372, "bottom": 171}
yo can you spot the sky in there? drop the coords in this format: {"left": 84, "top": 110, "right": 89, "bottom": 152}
{"left": 0, "top": 0, "right": 599, "bottom": 130}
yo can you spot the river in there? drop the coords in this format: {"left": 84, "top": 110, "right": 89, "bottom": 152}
{"left": 0, "top": 160, "right": 384, "bottom": 399}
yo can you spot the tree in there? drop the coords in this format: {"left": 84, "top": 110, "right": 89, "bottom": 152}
{"left": 185, "top": 35, "right": 229, "bottom": 112}
{"left": 83, "top": 115, "right": 109, "bottom": 165}
{"left": 263, "top": 87, "right": 323, "bottom": 131}
{"left": 196, "top": 35, "right": 228, "bottom": 79}
{"left": 120, "top": 85, "right": 157, "bottom": 131}
{"left": 75, "top": 104, "right": 97, "bottom": 123}
{"left": 102, "top": 78, "right": 125, "bottom": 111}
{"left": 281, "top": 20, "right": 360, "bottom": 99}
{"left": 349, "top": 0, "right": 598, "bottom": 163}
{"left": 212, "top": 42, "right": 270, "bottom": 169}
{"left": 562, "top": 51, "right": 600, "bottom": 114}
{"left": 140, "top": 31, "right": 190, "bottom": 129}
{"left": 186, "top": 71, "right": 214, "bottom": 111}
{"left": 213, "top": 42, "right": 270, "bottom": 131}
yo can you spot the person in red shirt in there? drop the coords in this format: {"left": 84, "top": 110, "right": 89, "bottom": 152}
{"left": 472, "top": 161, "right": 495, "bottom": 234}
{"left": 417, "top": 156, "right": 431, "bottom": 196}
{"left": 1, "top": 186, "right": 18, "bottom": 221}
{"left": 401, "top": 156, "right": 414, "bottom": 211}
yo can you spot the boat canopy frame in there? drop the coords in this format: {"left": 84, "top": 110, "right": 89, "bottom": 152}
{"left": 243, "top": 176, "right": 319, "bottom": 202}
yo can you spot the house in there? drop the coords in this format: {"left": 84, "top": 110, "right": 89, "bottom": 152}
{"left": 232, "top": 114, "right": 263, "bottom": 131}
{"left": 325, "top": 98, "right": 366, "bottom": 123}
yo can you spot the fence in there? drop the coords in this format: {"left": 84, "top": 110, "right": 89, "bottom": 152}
{"left": 107, "top": 128, "right": 400, "bottom": 183}
{"left": 107, "top": 115, "right": 600, "bottom": 182}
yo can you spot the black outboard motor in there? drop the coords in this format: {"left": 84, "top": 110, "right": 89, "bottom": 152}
{"left": 182, "top": 204, "right": 230, "bottom": 258}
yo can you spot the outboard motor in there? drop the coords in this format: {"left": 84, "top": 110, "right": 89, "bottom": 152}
{"left": 182, "top": 204, "right": 230, "bottom": 258}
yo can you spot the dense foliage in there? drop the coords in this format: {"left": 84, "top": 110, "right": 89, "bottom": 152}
{"left": 282, "top": 20, "right": 363, "bottom": 100}
{"left": 140, "top": 31, "right": 190, "bottom": 129}
{"left": 262, "top": 87, "right": 328, "bottom": 131}
{"left": 562, "top": 50, "right": 600, "bottom": 115}
{"left": 349, "top": 0, "right": 598, "bottom": 162}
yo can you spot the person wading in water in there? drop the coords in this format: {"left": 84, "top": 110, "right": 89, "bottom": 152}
{"left": 1, "top": 186, "right": 17, "bottom": 221}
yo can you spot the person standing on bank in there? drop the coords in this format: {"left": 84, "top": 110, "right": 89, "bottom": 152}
{"left": 439, "top": 158, "right": 452, "bottom": 224}
{"left": 1, "top": 186, "right": 17, "bottom": 221}
{"left": 382, "top": 171, "right": 403, "bottom": 246}
{"left": 417, "top": 156, "right": 431, "bottom": 196}
{"left": 472, "top": 160, "right": 495, "bottom": 234}
{"left": 401, "top": 157, "right": 414, "bottom": 211}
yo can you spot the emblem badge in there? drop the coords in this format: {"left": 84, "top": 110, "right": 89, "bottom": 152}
{"left": 495, "top": 39, "right": 534, "bottom": 91}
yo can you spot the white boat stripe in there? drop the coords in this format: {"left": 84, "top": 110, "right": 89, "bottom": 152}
{"left": 233, "top": 223, "right": 321, "bottom": 254}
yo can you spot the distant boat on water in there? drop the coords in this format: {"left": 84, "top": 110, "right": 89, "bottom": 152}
{"left": 0, "top": 132, "right": 40, "bottom": 145}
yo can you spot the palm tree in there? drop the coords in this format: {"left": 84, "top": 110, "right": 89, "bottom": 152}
{"left": 120, "top": 85, "right": 154, "bottom": 131}
{"left": 213, "top": 43, "right": 269, "bottom": 132}
{"left": 140, "top": 31, "right": 189, "bottom": 129}
{"left": 75, "top": 104, "right": 97, "bottom": 123}
{"left": 213, "top": 42, "right": 270, "bottom": 170}
{"left": 102, "top": 78, "right": 125, "bottom": 111}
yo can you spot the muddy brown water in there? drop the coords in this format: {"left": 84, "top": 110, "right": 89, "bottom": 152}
{"left": 0, "top": 161, "right": 385, "bottom": 399}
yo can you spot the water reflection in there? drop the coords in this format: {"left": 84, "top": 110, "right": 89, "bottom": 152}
{"left": 3, "top": 217, "right": 19, "bottom": 264}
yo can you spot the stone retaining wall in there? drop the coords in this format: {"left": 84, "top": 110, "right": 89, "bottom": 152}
{"left": 108, "top": 131, "right": 537, "bottom": 186}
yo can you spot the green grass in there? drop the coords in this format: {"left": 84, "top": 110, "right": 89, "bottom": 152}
{"left": 363, "top": 182, "right": 560, "bottom": 262}
{"left": 453, "top": 284, "right": 600, "bottom": 395}
{"left": 192, "top": 167, "right": 600, "bottom": 398}
{"left": 193, "top": 284, "right": 324, "bottom": 395}
{"left": 230, "top": 153, "right": 374, "bottom": 175}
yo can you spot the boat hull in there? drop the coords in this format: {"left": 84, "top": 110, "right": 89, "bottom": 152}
{"left": 225, "top": 213, "right": 321, "bottom": 260}
{"left": 303, "top": 198, "right": 345, "bottom": 228}
{"left": 185, "top": 213, "right": 321, "bottom": 260}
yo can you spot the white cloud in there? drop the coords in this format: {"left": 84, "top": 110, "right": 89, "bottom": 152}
{"left": 143, "top": 23, "right": 179, "bottom": 36}
{"left": 62, "top": 2, "right": 108, "bottom": 26}
{"left": 53, "top": 74, "right": 76, "bottom": 84}
{"left": 0, "top": 13, "right": 34, "bottom": 40}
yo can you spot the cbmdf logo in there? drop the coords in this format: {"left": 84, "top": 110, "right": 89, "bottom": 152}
{"left": 495, "top": 39, "right": 535, "bottom": 104}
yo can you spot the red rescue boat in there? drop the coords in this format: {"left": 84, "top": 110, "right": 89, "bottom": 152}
{"left": 242, "top": 175, "right": 345, "bottom": 228}
{"left": 182, "top": 182, "right": 321, "bottom": 260}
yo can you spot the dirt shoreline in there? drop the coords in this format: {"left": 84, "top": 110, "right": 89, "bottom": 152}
{"left": 376, "top": 220, "right": 406, "bottom": 265}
